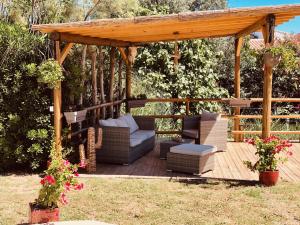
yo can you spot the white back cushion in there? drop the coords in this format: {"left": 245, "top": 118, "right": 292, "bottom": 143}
{"left": 115, "top": 118, "right": 129, "bottom": 127}
{"left": 119, "top": 114, "right": 139, "bottom": 133}
{"left": 99, "top": 118, "right": 117, "bottom": 127}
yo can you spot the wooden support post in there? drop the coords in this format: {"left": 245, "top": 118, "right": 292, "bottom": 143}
{"left": 109, "top": 47, "right": 116, "bottom": 117}
{"left": 234, "top": 37, "right": 243, "bottom": 142}
{"left": 262, "top": 14, "right": 276, "bottom": 138}
{"left": 186, "top": 98, "right": 190, "bottom": 115}
{"left": 53, "top": 41, "right": 73, "bottom": 156}
{"left": 54, "top": 41, "right": 62, "bottom": 157}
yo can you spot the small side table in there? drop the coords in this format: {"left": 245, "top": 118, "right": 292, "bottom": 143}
{"left": 160, "top": 138, "right": 195, "bottom": 159}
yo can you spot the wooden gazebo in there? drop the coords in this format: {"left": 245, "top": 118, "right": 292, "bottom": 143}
{"left": 32, "top": 4, "right": 300, "bottom": 155}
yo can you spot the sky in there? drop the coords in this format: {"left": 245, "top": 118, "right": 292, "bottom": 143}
{"left": 228, "top": 0, "right": 300, "bottom": 34}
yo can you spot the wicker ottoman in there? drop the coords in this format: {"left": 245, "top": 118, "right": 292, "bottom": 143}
{"left": 167, "top": 144, "right": 217, "bottom": 175}
{"left": 160, "top": 138, "right": 195, "bottom": 159}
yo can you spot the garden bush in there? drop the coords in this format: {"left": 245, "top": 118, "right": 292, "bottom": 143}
{"left": 0, "top": 22, "right": 53, "bottom": 171}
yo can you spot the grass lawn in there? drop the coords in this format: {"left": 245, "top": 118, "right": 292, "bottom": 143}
{"left": 1, "top": 175, "right": 300, "bottom": 225}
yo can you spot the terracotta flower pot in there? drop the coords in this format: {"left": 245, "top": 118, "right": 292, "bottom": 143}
{"left": 29, "top": 203, "right": 59, "bottom": 224}
{"left": 259, "top": 170, "right": 279, "bottom": 186}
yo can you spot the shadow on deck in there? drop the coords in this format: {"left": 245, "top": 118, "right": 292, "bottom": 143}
{"left": 83, "top": 142, "right": 300, "bottom": 182}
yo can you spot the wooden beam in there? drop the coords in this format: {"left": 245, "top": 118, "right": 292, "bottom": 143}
{"left": 262, "top": 14, "right": 276, "bottom": 138}
{"left": 51, "top": 32, "right": 132, "bottom": 47}
{"left": 236, "top": 16, "right": 267, "bottom": 38}
{"left": 59, "top": 43, "right": 73, "bottom": 64}
{"left": 117, "top": 47, "right": 129, "bottom": 66}
{"left": 54, "top": 41, "right": 62, "bottom": 157}
{"left": 233, "top": 37, "right": 243, "bottom": 142}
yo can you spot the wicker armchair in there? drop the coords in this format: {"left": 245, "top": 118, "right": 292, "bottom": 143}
{"left": 96, "top": 116, "right": 155, "bottom": 165}
{"left": 182, "top": 116, "right": 228, "bottom": 151}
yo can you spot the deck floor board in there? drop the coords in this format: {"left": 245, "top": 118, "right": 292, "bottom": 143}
{"left": 93, "top": 142, "right": 300, "bottom": 181}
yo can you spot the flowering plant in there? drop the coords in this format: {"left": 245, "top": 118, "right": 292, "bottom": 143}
{"left": 35, "top": 145, "right": 85, "bottom": 209}
{"left": 244, "top": 136, "right": 293, "bottom": 172}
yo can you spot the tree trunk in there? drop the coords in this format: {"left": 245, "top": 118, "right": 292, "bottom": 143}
{"left": 98, "top": 47, "right": 106, "bottom": 119}
{"left": 91, "top": 51, "right": 98, "bottom": 123}
{"left": 117, "top": 58, "right": 123, "bottom": 117}
{"left": 109, "top": 47, "right": 116, "bottom": 117}
{"left": 79, "top": 45, "right": 88, "bottom": 106}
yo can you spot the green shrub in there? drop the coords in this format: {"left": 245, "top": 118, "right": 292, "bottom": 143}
{"left": 0, "top": 22, "right": 53, "bottom": 171}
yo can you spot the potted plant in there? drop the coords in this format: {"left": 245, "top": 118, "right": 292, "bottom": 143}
{"left": 127, "top": 94, "right": 147, "bottom": 108}
{"left": 244, "top": 136, "right": 293, "bottom": 186}
{"left": 29, "top": 144, "right": 85, "bottom": 224}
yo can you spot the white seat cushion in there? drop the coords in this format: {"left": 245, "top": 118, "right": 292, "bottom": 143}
{"left": 119, "top": 114, "right": 139, "bottom": 133}
{"left": 130, "top": 130, "right": 155, "bottom": 141}
{"left": 182, "top": 129, "right": 199, "bottom": 139}
{"left": 99, "top": 118, "right": 117, "bottom": 127}
{"left": 130, "top": 138, "right": 143, "bottom": 147}
{"left": 170, "top": 144, "right": 217, "bottom": 156}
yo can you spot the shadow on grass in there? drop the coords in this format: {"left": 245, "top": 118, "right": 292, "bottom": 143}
{"left": 172, "top": 177, "right": 260, "bottom": 188}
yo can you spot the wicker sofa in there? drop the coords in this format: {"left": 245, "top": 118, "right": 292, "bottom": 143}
{"left": 182, "top": 113, "right": 228, "bottom": 151}
{"left": 96, "top": 115, "right": 156, "bottom": 165}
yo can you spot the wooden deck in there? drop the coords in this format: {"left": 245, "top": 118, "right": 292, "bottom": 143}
{"left": 90, "top": 142, "right": 300, "bottom": 182}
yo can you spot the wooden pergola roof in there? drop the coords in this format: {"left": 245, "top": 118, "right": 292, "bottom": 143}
{"left": 32, "top": 4, "right": 300, "bottom": 46}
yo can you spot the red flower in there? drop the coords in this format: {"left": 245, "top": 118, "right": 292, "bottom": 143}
{"left": 65, "top": 182, "right": 71, "bottom": 191}
{"left": 74, "top": 183, "right": 84, "bottom": 190}
{"left": 74, "top": 172, "right": 79, "bottom": 177}
{"left": 79, "top": 160, "right": 86, "bottom": 168}
{"left": 287, "top": 151, "right": 293, "bottom": 156}
{"left": 245, "top": 138, "right": 255, "bottom": 145}
{"left": 64, "top": 160, "right": 70, "bottom": 167}
{"left": 40, "top": 179, "right": 45, "bottom": 185}
{"left": 45, "top": 175, "right": 56, "bottom": 185}
{"left": 60, "top": 192, "right": 68, "bottom": 205}
{"left": 40, "top": 175, "right": 56, "bottom": 186}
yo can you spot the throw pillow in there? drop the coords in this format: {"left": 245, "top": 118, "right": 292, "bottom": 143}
{"left": 115, "top": 118, "right": 129, "bottom": 127}
{"left": 119, "top": 114, "right": 139, "bottom": 133}
{"left": 99, "top": 118, "right": 117, "bottom": 127}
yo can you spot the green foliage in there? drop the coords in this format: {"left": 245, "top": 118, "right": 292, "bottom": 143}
{"left": 1, "top": 0, "right": 84, "bottom": 25}
{"left": 0, "top": 21, "right": 53, "bottom": 171}
{"left": 135, "top": 40, "right": 229, "bottom": 114}
{"left": 34, "top": 59, "right": 64, "bottom": 89}
{"left": 264, "top": 44, "right": 299, "bottom": 72}
{"left": 87, "top": 0, "right": 140, "bottom": 19}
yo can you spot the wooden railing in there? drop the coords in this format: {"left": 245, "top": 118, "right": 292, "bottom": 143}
{"left": 81, "top": 97, "right": 300, "bottom": 140}
{"left": 135, "top": 98, "right": 300, "bottom": 137}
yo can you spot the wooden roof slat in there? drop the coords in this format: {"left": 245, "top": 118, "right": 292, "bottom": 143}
{"left": 32, "top": 4, "right": 300, "bottom": 45}
{"left": 51, "top": 32, "right": 133, "bottom": 47}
